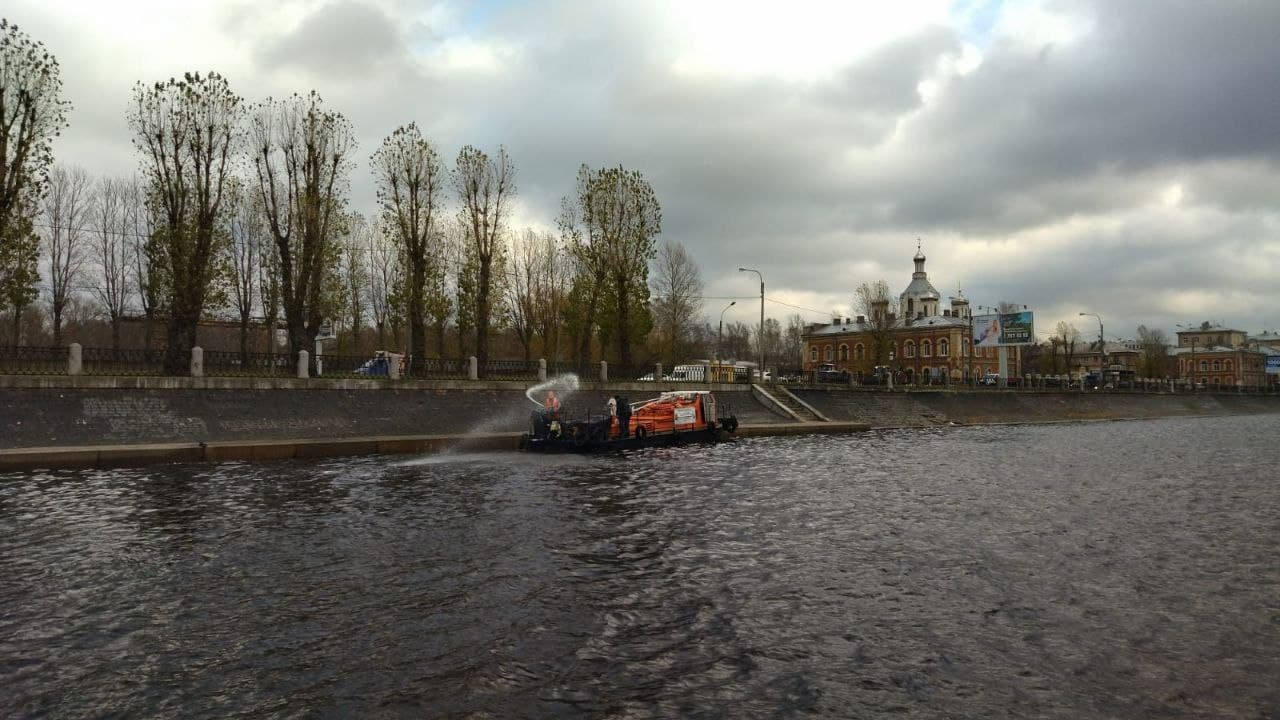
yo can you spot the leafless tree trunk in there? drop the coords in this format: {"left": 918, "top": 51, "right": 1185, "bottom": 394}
{"left": 854, "top": 279, "right": 894, "bottom": 369}
{"left": 122, "top": 178, "right": 161, "bottom": 351}
{"left": 364, "top": 219, "right": 399, "bottom": 351}
{"left": 129, "top": 72, "right": 242, "bottom": 374}
{"left": 504, "top": 228, "right": 542, "bottom": 361}
{"left": 91, "top": 175, "right": 135, "bottom": 349}
{"left": 251, "top": 91, "right": 352, "bottom": 368}
{"left": 453, "top": 145, "right": 515, "bottom": 372}
{"left": 372, "top": 123, "right": 445, "bottom": 361}
{"left": 1055, "top": 321, "right": 1079, "bottom": 374}
{"left": 226, "top": 181, "right": 265, "bottom": 363}
{"left": 43, "top": 165, "right": 91, "bottom": 345}
{"left": 338, "top": 212, "right": 370, "bottom": 354}
{"left": 650, "top": 239, "right": 703, "bottom": 367}
{"left": 532, "top": 230, "right": 570, "bottom": 370}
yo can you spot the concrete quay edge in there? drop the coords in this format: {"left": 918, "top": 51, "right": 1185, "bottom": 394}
{"left": 0, "top": 423, "right": 873, "bottom": 472}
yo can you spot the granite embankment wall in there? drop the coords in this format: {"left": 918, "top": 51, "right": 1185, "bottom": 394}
{"left": 0, "top": 378, "right": 783, "bottom": 451}
{"left": 2, "top": 377, "right": 1277, "bottom": 470}
{"left": 791, "top": 387, "right": 1280, "bottom": 428}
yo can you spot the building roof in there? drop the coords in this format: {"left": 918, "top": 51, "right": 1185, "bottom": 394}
{"left": 1169, "top": 345, "right": 1266, "bottom": 355}
{"left": 1176, "top": 325, "right": 1248, "bottom": 335}
{"left": 803, "top": 313, "right": 969, "bottom": 338}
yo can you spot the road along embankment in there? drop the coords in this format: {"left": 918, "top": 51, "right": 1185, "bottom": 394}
{"left": 1, "top": 377, "right": 1276, "bottom": 470}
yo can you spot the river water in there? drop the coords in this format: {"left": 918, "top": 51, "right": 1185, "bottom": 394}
{"left": 3, "top": 415, "right": 1278, "bottom": 719}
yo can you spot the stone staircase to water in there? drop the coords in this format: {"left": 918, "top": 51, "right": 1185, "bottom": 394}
{"left": 756, "top": 385, "right": 827, "bottom": 422}
{"left": 791, "top": 389, "right": 948, "bottom": 427}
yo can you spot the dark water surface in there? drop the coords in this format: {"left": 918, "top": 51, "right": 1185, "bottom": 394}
{"left": 3, "top": 416, "right": 1279, "bottom": 718}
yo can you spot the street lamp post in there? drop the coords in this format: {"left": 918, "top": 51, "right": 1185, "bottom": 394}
{"left": 717, "top": 301, "right": 736, "bottom": 364}
{"left": 1079, "top": 312, "right": 1104, "bottom": 387}
{"left": 738, "top": 267, "right": 764, "bottom": 381}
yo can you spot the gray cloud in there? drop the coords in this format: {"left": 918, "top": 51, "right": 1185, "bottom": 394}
{"left": 12, "top": 0, "right": 1280, "bottom": 339}
{"left": 254, "top": 1, "right": 409, "bottom": 79}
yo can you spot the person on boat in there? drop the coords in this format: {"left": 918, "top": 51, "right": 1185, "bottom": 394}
{"left": 605, "top": 396, "right": 620, "bottom": 439}
{"left": 544, "top": 390, "right": 561, "bottom": 419}
{"left": 616, "top": 396, "right": 631, "bottom": 438}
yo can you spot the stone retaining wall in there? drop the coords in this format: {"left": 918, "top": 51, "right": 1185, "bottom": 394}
{"left": 0, "top": 381, "right": 782, "bottom": 450}
{"left": 3, "top": 378, "right": 1277, "bottom": 453}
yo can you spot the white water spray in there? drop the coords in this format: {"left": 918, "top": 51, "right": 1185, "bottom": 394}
{"left": 526, "top": 373, "right": 581, "bottom": 406}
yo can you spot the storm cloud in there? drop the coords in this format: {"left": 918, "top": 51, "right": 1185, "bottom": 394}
{"left": 8, "top": 0, "right": 1279, "bottom": 339}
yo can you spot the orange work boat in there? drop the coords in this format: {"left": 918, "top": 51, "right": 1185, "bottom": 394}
{"left": 520, "top": 390, "right": 738, "bottom": 451}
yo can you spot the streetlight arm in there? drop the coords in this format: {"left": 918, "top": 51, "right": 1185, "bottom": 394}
{"left": 738, "top": 267, "right": 765, "bottom": 379}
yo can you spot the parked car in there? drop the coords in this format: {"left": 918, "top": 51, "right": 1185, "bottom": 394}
{"left": 979, "top": 373, "right": 1000, "bottom": 386}
{"left": 355, "top": 351, "right": 403, "bottom": 377}
{"left": 816, "top": 363, "right": 851, "bottom": 383}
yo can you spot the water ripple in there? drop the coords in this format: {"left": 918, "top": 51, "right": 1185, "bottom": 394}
{"left": 3, "top": 415, "right": 1279, "bottom": 717}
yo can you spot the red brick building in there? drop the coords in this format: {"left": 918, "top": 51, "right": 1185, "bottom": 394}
{"left": 801, "top": 248, "right": 1019, "bottom": 384}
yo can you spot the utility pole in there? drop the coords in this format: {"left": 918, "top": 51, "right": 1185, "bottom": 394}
{"left": 739, "top": 267, "right": 764, "bottom": 381}
{"left": 718, "top": 301, "right": 735, "bottom": 365}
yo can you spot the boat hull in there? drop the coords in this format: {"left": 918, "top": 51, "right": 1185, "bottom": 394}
{"left": 519, "top": 419, "right": 737, "bottom": 453}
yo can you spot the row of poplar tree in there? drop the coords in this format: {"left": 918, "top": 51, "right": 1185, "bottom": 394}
{"left": 2, "top": 19, "right": 728, "bottom": 376}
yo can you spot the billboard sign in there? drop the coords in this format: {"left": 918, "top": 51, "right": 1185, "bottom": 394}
{"left": 1266, "top": 355, "right": 1280, "bottom": 375}
{"left": 973, "top": 311, "right": 1035, "bottom": 347}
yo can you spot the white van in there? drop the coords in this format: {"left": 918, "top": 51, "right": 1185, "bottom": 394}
{"left": 666, "top": 364, "right": 707, "bottom": 382}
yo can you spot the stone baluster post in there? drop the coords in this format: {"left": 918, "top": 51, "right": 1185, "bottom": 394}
{"left": 538, "top": 358, "right": 547, "bottom": 382}
{"left": 190, "top": 346, "right": 203, "bottom": 377}
{"left": 468, "top": 356, "right": 478, "bottom": 381}
{"left": 297, "top": 350, "right": 309, "bottom": 379}
{"left": 600, "top": 361, "right": 609, "bottom": 383}
{"left": 68, "top": 343, "right": 83, "bottom": 376}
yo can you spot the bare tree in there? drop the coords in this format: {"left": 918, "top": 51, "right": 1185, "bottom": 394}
{"left": 90, "top": 175, "right": 136, "bottom": 349}
{"left": 121, "top": 177, "right": 162, "bottom": 351}
{"left": 372, "top": 123, "right": 446, "bottom": 361}
{"left": 251, "top": 91, "right": 352, "bottom": 366}
{"left": 557, "top": 197, "right": 600, "bottom": 365}
{"left": 256, "top": 223, "right": 280, "bottom": 353}
{"left": 336, "top": 212, "right": 369, "bottom": 353}
{"left": 533, "top": 229, "right": 570, "bottom": 370}
{"left": 42, "top": 165, "right": 91, "bottom": 345}
{"left": 504, "top": 228, "right": 541, "bottom": 361}
{"left": 423, "top": 227, "right": 452, "bottom": 357}
{"left": 650, "top": 239, "right": 703, "bottom": 367}
{"left": 853, "top": 279, "right": 894, "bottom": 369}
{"left": 1136, "top": 324, "right": 1170, "bottom": 378}
{"left": 1055, "top": 321, "right": 1079, "bottom": 373}
{"left": 722, "top": 321, "right": 753, "bottom": 361}
{"left": 364, "top": 219, "right": 399, "bottom": 350}
{"left": 224, "top": 180, "right": 266, "bottom": 362}
{"left": 130, "top": 71, "right": 242, "bottom": 373}
{"left": 2, "top": 19, "right": 70, "bottom": 327}
{"left": 453, "top": 145, "right": 514, "bottom": 370}
{"left": 783, "top": 313, "right": 806, "bottom": 371}
{"left": 757, "top": 316, "right": 784, "bottom": 371}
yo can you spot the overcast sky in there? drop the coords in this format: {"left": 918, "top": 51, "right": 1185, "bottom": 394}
{"left": 10, "top": 0, "right": 1280, "bottom": 341}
